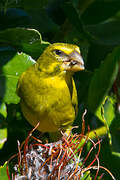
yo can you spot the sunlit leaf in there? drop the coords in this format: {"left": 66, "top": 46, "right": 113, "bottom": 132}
{"left": 0, "top": 161, "right": 8, "bottom": 180}
{"left": 112, "top": 151, "right": 120, "bottom": 158}
{"left": 0, "top": 128, "right": 7, "bottom": 149}
{"left": 104, "top": 96, "right": 115, "bottom": 128}
{"left": 0, "top": 47, "right": 35, "bottom": 104}
{"left": 0, "top": 102, "right": 7, "bottom": 118}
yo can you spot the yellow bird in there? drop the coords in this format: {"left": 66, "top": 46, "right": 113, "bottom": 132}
{"left": 17, "top": 43, "right": 84, "bottom": 133}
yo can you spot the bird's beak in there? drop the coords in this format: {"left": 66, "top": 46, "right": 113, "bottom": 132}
{"left": 62, "top": 51, "right": 84, "bottom": 72}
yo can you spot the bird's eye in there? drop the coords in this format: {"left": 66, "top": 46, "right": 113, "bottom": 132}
{"left": 54, "top": 50, "right": 62, "bottom": 55}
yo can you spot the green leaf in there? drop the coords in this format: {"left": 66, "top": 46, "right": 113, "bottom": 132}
{"left": 95, "top": 104, "right": 104, "bottom": 123}
{"left": 0, "top": 128, "right": 7, "bottom": 149}
{"left": 95, "top": 96, "right": 115, "bottom": 125}
{"left": 62, "top": 2, "right": 84, "bottom": 34}
{"left": 111, "top": 133, "right": 120, "bottom": 159}
{"left": 81, "top": 171, "right": 91, "bottom": 180}
{"left": 0, "top": 102, "right": 7, "bottom": 118}
{"left": 86, "top": 20, "right": 120, "bottom": 46}
{"left": 0, "top": 47, "right": 35, "bottom": 104}
{"left": 112, "top": 151, "right": 120, "bottom": 158}
{"left": 0, "top": 28, "right": 50, "bottom": 59}
{"left": 82, "top": 0, "right": 120, "bottom": 25}
{"left": 88, "top": 46, "right": 120, "bottom": 113}
{"left": 0, "top": 162, "right": 8, "bottom": 180}
{"left": 104, "top": 96, "right": 115, "bottom": 128}
{"left": 0, "top": 28, "right": 42, "bottom": 46}
{"left": 94, "top": 96, "right": 115, "bottom": 144}
{"left": 109, "top": 112, "right": 120, "bottom": 159}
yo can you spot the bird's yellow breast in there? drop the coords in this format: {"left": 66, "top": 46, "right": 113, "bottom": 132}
{"left": 18, "top": 66, "right": 77, "bottom": 132}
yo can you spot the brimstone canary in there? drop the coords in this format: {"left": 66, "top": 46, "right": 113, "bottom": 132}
{"left": 17, "top": 43, "right": 84, "bottom": 133}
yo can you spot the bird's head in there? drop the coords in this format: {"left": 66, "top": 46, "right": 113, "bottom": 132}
{"left": 37, "top": 43, "right": 84, "bottom": 75}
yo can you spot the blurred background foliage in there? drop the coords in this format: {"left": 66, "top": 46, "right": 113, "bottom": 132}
{"left": 0, "top": 0, "right": 120, "bottom": 179}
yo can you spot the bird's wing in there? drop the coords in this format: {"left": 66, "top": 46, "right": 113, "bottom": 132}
{"left": 71, "top": 78, "right": 78, "bottom": 117}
